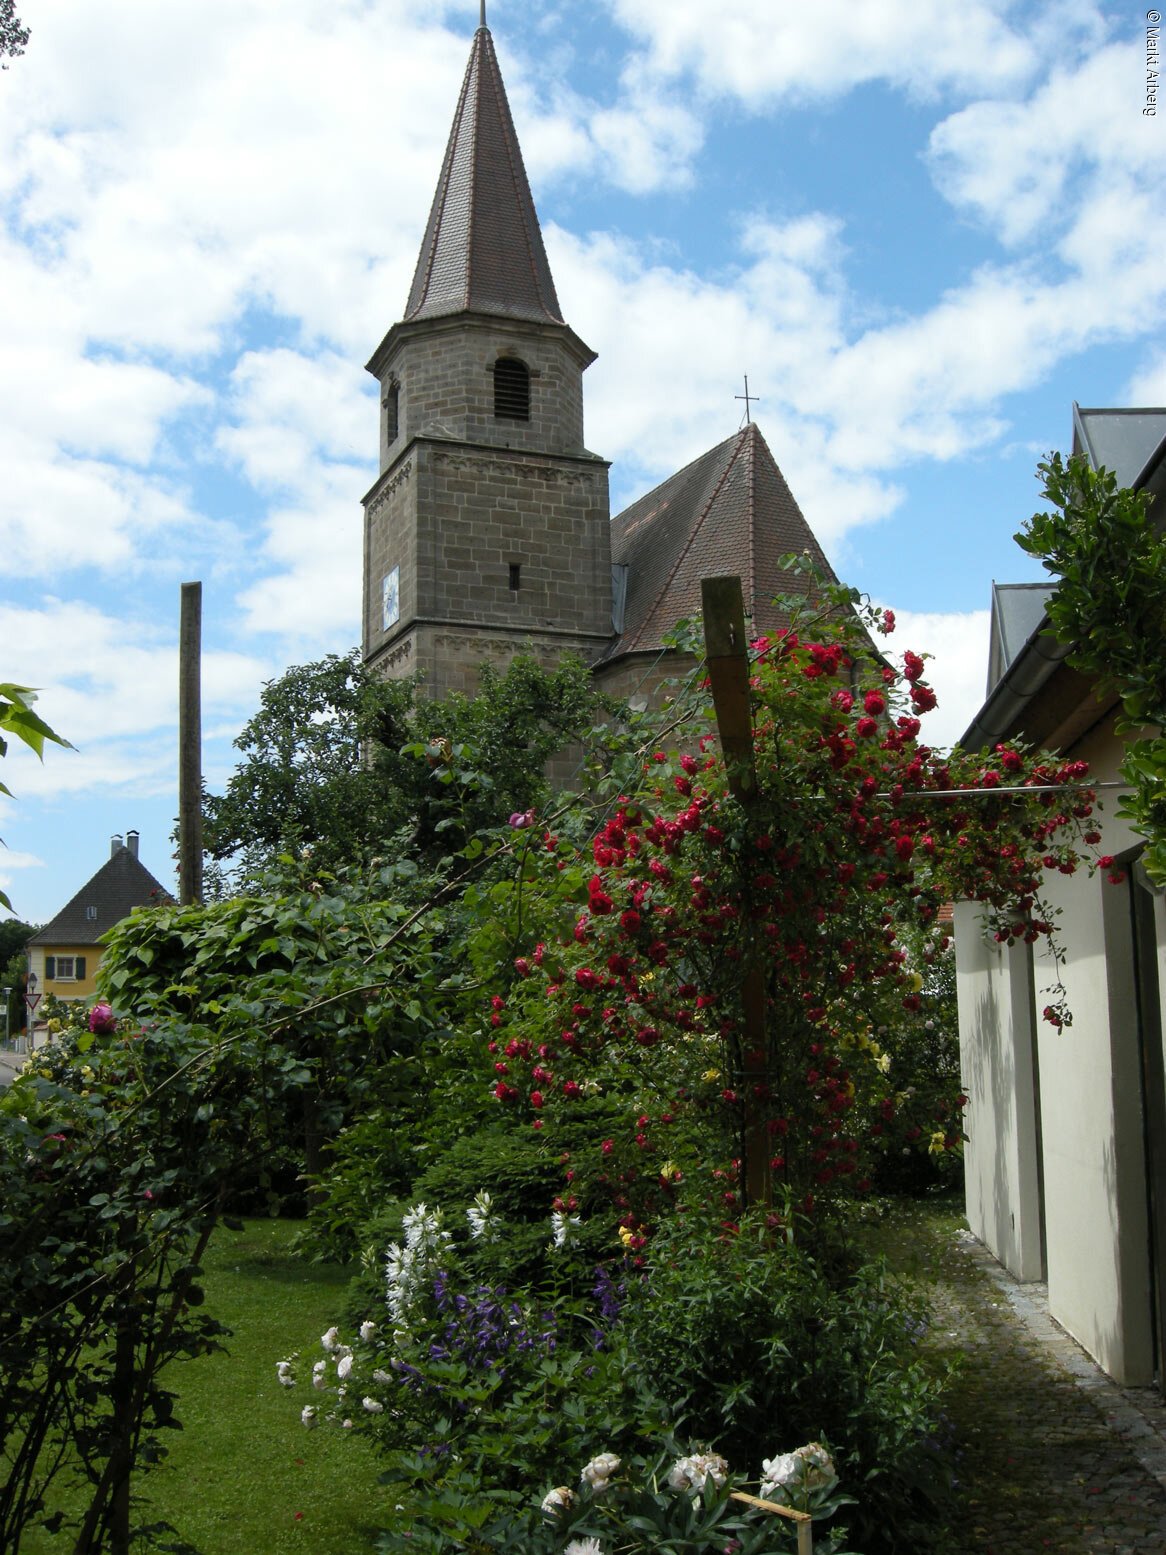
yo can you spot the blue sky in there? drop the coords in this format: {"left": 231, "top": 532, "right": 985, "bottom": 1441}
{"left": 1, "top": 0, "right": 1162, "bottom": 925}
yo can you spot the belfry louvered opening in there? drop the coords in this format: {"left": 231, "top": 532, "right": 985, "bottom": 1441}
{"left": 493, "top": 357, "right": 530, "bottom": 421}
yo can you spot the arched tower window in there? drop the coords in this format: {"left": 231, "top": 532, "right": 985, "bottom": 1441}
{"left": 383, "top": 379, "right": 400, "bottom": 442}
{"left": 493, "top": 357, "right": 530, "bottom": 421}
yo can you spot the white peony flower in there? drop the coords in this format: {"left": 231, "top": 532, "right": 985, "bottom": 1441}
{"left": 667, "top": 1450, "right": 730, "bottom": 1495}
{"left": 540, "top": 1485, "right": 573, "bottom": 1516}
{"left": 360, "top": 1320, "right": 377, "bottom": 1342}
{"left": 312, "top": 1360, "right": 328, "bottom": 1390}
{"left": 301, "top": 1406, "right": 318, "bottom": 1429}
{"left": 321, "top": 1326, "right": 340, "bottom": 1351}
{"left": 760, "top": 1442, "right": 835, "bottom": 1500}
{"left": 362, "top": 1396, "right": 384, "bottom": 1413}
{"left": 563, "top": 1539, "right": 605, "bottom": 1555}
{"left": 336, "top": 1352, "right": 354, "bottom": 1381}
{"left": 580, "top": 1452, "right": 620, "bottom": 1493}
{"left": 276, "top": 1360, "right": 295, "bottom": 1388}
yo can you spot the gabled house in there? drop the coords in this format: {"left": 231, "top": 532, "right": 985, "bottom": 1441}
{"left": 955, "top": 404, "right": 1166, "bottom": 1388}
{"left": 26, "top": 832, "right": 171, "bottom": 1019}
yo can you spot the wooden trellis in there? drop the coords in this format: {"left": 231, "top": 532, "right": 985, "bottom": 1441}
{"left": 730, "top": 1489, "right": 814, "bottom": 1555}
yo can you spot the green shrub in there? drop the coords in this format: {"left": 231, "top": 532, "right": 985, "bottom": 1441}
{"left": 619, "top": 1206, "right": 953, "bottom": 1552}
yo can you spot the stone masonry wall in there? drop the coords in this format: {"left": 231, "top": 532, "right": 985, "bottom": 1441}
{"left": 376, "top": 316, "right": 590, "bottom": 472}
{"left": 363, "top": 438, "right": 613, "bottom": 678}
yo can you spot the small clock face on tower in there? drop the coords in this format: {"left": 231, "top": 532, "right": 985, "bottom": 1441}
{"left": 382, "top": 567, "right": 400, "bottom": 630}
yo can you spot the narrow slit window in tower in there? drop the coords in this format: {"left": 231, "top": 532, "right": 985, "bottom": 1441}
{"left": 384, "top": 381, "right": 400, "bottom": 442}
{"left": 494, "top": 358, "right": 530, "bottom": 421}
{"left": 509, "top": 563, "right": 521, "bottom": 592}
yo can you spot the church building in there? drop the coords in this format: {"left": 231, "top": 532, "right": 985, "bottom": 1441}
{"left": 361, "top": 16, "right": 840, "bottom": 704}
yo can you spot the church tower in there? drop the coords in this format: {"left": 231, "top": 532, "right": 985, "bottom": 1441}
{"left": 362, "top": 17, "right": 613, "bottom": 696}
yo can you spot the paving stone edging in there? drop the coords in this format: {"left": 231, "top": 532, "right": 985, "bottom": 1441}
{"left": 957, "top": 1229, "right": 1166, "bottom": 1492}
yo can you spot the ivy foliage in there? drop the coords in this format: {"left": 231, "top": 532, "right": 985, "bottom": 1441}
{"left": 1018, "top": 452, "right": 1166, "bottom": 884}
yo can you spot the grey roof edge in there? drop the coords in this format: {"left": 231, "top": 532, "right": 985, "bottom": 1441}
{"left": 958, "top": 622, "right": 1072, "bottom": 751}
{"left": 961, "top": 406, "right": 1166, "bottom": 752}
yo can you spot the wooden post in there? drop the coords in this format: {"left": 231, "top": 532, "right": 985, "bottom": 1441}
{"left": 178, "top": 582, "right": 203, "bottom": 906}
{"left": 701, "top": 576, "right": 769, "bottom": 1208}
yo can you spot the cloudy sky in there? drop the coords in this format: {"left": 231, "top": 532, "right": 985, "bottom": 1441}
{"left": 1, "top": 0, "right": 1162, "bottom": 924}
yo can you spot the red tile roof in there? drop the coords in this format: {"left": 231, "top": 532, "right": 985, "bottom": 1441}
{"left": 606, "top": 423, "right": 840, "bottom": 659}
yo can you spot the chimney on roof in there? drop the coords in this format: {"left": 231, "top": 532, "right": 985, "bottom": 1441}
{"left": 126, "top": 830, "right": 139, "bottom": 859}
{"left": 111, "top": 834, "right": 123, "bottom": 858}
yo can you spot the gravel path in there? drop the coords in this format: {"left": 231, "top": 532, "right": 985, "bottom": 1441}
{"left": 894, "top": 1202, "right": 1166, "bottom": 1554}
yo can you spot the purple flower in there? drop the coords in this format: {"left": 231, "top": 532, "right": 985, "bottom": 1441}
{"left": 508, "top": 809, "right": 536, "bottom": 828}
{"left": 88, "top": 1003, "right": 116, "bottom": 1034}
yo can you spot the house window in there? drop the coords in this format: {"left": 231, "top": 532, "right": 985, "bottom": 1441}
{"left": 384, "top": 380, "right": 400, "bottom": 442}
{"left": 508, "top": 563, "right": 521, "bottom": 592}
{"left": 86, "top": 906, "right": 97, "bottom": 921}
{"left": 46, "top": 955, "right": 85, "bottom": 981}
{"left": 493, "top": 357, "right": 530, "bottom": 421}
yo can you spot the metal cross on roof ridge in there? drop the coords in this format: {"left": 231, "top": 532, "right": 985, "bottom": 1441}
{"left": 735, "top": 373, "right": 759, "bottom": 425}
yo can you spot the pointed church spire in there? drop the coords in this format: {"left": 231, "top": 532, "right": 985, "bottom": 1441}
{"left": 404, "top": 23, "right": 564, "bottom": 326}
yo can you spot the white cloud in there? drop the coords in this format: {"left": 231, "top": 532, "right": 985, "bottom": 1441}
{"left": 216, "top": 348, "right": 373, "bottom": 492}
{"left": 1126, "top": 351, "right": 1166, "bottom": 406}
{"left": 0, "top": 601, "right": 270, "bottom": 753}
{"left": 235, "top": 466, "right": 366, "bottom": 644}
{"left": 882, "top": 607, "right": 992, "bottom": 749}
{"left": 605, "top": 0, "right": 1049, "bottom": 105}
{"left": 928, "top": 43, "right": 1152, "bottom": 247}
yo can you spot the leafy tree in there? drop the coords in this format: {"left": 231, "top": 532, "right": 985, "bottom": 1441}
{"left": 0, "top": 999, "right": 302, "bottom": 1553}
{"left": 0, "top": 1, "right": 28, "bottom": 68}
{"left": 202, "top": 650, "right": 612, "bottom": 887}
{"left": 1018, "top": 452, "right": 1166, "bottom": 883}
{"left": 0, "top": 919, "right": 36, "bottom": 1035}
{"left": 1, "top": 683, "right": 70, "bottom": 912}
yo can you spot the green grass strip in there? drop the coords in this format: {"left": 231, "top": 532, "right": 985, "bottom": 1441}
{"left": 19, "top": 1218, "right": 387, "bottom": 1555}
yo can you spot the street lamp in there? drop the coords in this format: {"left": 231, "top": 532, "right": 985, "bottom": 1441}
{"left": 1, "top": 986, "right": 10, "bottom": 1047}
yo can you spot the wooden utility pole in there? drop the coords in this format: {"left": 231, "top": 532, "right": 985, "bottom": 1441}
{"left": 701, "top": 575, "right": 769, "bottom": 1207}
{"left": 178, "top": 582, "right": 203, "bottom": 906}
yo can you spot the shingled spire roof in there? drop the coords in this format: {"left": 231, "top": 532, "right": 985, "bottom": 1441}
{"left": 606, "top": 423, "right": 840, "bottom": 659}
{"left": 404, "top": 23, "right": 564, "bottom": 325}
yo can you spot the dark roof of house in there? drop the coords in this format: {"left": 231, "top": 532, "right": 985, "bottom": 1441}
{"left": 603, "top": 422, "right": 840, "bottom": 659}
{"left": 28, "top": 845, "right": 172, "bottom": 948}
{"left": 1072, "top": 404, "right": 1166, "bottom": 488}
{"left": 404, "top": 24, "right": 563, "bottom": 327}
{"left": 986, "top": 581, "right": 1054, "bottom": 694}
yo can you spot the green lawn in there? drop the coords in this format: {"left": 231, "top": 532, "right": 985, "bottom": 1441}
{"left": 20, "top": 1218, "right": 388, "bottom": 1555}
